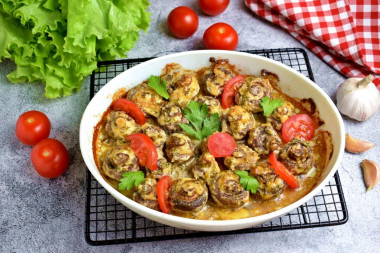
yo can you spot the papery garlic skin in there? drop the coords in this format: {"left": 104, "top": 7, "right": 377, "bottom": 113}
{"left": 361, "top": 159, "right": 380, "bottom": 191}
{"left": 345, "top": 134, "right": 375, "bottom": 153}
{"left": 337, "top": 75, "right": 380, "bottom": 121}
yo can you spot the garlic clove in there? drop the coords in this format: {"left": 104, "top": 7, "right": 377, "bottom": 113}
{"left": 360, "top": 159, "right": 380, "bottom": 191}
{"left": 336, "top": 75, "right": 380, "bottom": 121}
{"left": 345, "top": 134, "right": 375, "bottom": 153}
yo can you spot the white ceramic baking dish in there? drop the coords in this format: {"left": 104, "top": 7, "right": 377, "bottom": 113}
{"left": 79, "top": 50, "right": 345, "bottom": 231}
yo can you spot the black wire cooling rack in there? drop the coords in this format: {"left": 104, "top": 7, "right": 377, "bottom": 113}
{"left": 85, "top": 48, "right": 348, "bottom": 246}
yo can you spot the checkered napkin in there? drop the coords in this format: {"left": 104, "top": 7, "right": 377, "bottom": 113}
{"left": 245, "top": 0, "right": 380, "bottom": 87}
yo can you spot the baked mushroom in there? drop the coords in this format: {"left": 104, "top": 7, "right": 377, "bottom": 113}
{"left": 223, "top": 105, "right": 254, "bottom": 140}
{"left": 209, "top": 170, "right": 249, "bottom": 208}
{"left": 133, "top": 178, "right": 159, "bottom": 210}
{"left": 105, "top": 111, "right": 139, "bottom": 140}
{"left": 247, "top": 123, "right": 282, "bottom": 155}
{"left": 251, "top": 162, "right": 286, "bottom": 200}
{"left": 101, "top": 144, "right": 139, "bottom": 180}
{"left": 146, "top": 155, "right": 172, "bottom": 180}
{"left": 157, "top": 103, "right": 187, "bottom": 132}
{"left": 235, "top": 76, "right": 272, "bottom": 113}
{"left": 279, "top": 138, "right": 315, "bottom": 175}
{"left": 202, "top": 58, "right": 235, "bottom": 97}
{"left": 267, "top": 102, "right": 294, "bottom": 130}
{"left": 193, "top": 151, "right": 220, "bottom": 183}
{"left": 224, "top": 144, "right": 259, "bottom": 171}
{"left": 127, "top": 83, "right": 165, "bottom": 118}
{"left": 169, "top": 178, "right": 208, "bottom": 213}
{"left": 141, "top": 123, "right": 167, "bottom": 149}
{"left": 165, "top": 133, "right": 194, "bottom": 163}
{"left": 196, "top": 95, "right": 222, "bottom": 116}
{"left": 162, "top": 63, "right": 199, "bottom": 107}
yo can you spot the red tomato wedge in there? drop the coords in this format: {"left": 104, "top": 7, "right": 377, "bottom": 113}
{"left": 208, "top": 132, "right": 236, "bottom": 157}
{"left": 157, "top": 175, "right": 172, "bottom": 214}
{"left": 282, "top": 114, "right": 315, "bottom": 142}
{"left": 112, "top": 98, "right": 146, "bottom": 125}
{"left": 221, "top": 75, "right": 245, "bottom": 109}
{"left": 126, "top": 133, "right": 157, "bottom": 171}
{"left": 269, "top": 152, "right": 299, "bottom": 189}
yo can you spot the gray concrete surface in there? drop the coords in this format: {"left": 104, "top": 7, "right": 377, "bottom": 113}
{"left": 1, "top": 1, "right": 379, "bottom": 252}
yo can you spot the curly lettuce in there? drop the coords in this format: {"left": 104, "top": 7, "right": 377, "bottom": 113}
{"left": 0, "top": 0, "right": 150, "bottom": 98}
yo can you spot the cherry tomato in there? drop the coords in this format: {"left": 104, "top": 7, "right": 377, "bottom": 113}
{"left": 15, "top": 110, "right": 51, "bottom": 146}
{"left": 126, "top": 133, "right": 158, "bottom": 171}
{"left": 112, "top": 98, "right": 146, "bottom": 125}
{"left": 282, "top": 114, "right": 315, "bottom": 142}
{"left": 167, "top": 6, "right": 199, "bottom": 39}
{"left": 203, "top": 22, "right": 238, "bottom": 50}
{"left": 31, "top": 138, "right": 70, "bottom": 178}
{"left": 222, "top": 75, "right": 245, "bottom": 108}
{"left": 208, "top": 132, "right": 236, "bottom": 157}
{"left": 157, "top": 175, "right": 171, "bottom": 214}
{"left": 198, "top": 0, "right": 230, "bottom": 16}
{"left": 269, "top": 152, "right": 299, "bottom": 189}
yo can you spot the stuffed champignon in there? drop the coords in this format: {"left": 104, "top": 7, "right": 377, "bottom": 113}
{"left": 169, "top": 178, "right": 208, "bottom": 213}
{"left": 251, "top": 162, "right": 286, "bottom": 200}
{"left": 223, "top": 105, "right": 254, "bottom": 140}
{"left": 224, "top": 144, "right": 259, "bottom": 171}
{"left": 101, "top": 144, "right": 139, "bottom": 180}
{"left": 133, "top": 178, "right": 159, "bottom": 210}
{"left": 209, "top": 170, "right": 249, "bottom": 208}
{"left": 267, "top": 102, "right": 294, "bottom": 130}
{"left": 127, "top": 83, "right": 165, "bottom": 118}
{"left": 157, "top": 103, "right": 187, "bottom": 132}
{"left": 235, "top": 76, "right": 272, "bottom": 113}
{"left": 165, "top": 133, "right": 194, "bottom": 163}
{"left": 105, "top": 111, "right": 139, "bottom": 140}
{"left": 279, "top": 138, "right": 315, "bottom": 175}
{"left": 146, "top": 155, "right": 172, "bottom": 180}
{"left": 196, "top": 95, "right": 222, "bottom": 116}
{"left": 193, "top": 151, "right": 220, "bottom": 184}
{"left": 141, "top": 123, "right": 167, "bottom": 149}
{"left": 202, "top": 58, "right": 235, "bottom": 97}
{"left": 162, "top": 63, "right": 199, "bottom": 107}
{"left": 248, "top": 123, "right": 282, "bottom": 155}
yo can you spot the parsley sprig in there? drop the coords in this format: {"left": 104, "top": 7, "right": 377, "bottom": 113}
{"left": 118, "top": 171, "right": 145, "bottom": 191}
{"left": 147, "top": 75, "right": 169, "bottom": 99}
{"left": 260, "top": 96, "right": 283, "bottom": 116}
{"left": 179, "top": 101, "right": 221, "bottom": 140}
{"left": 235, "top": 171, "right": 259, "bottom": 194}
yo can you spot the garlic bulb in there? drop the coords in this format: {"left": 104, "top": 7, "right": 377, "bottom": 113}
{"left": 336, "top": 75, "right": 380, "bottom": 121}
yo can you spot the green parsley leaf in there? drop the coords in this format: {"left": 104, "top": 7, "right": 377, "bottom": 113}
{"left": 235, "top": 170, "right": 259, "bottom": 194}
{"left": 180, "top": 101, "right": 221, "bottom": 140}
{"left": 260, "top": 96, "right": 283, "bottom": 116}
{"left": 118, "top": 171, "right": 145, "bottom": 191}
{"left": 202, "top": 113, "right": 221, "bottom": 138}
{"left": 147, "top": 75, "right": 169, "bottom": 99}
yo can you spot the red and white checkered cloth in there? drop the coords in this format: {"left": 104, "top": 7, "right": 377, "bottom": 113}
{"left": 245, "top": 0, "right": 380, "bottom": 87}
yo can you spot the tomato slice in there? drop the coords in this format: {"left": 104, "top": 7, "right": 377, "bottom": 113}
{"left": 282, "top": 114, "right": 315, "bottom": 142}
{"left": 208, "top": 132, "right": 236, "bottom": 157}
{"left": 157, "top": 175, "right": 171, "bottom": 214}
{"left": 126, "top": 133, "right": 158, "bottom": 171}
{"left": 112, "top": 98, "right": 146, "bottom": 125}
{"left": 269, "top": 152, "right": 299, "bottom": 189}
{"left": 221, "top": 75, "right": 244, "bottom": 109}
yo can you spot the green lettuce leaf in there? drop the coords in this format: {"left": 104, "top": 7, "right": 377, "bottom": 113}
{"left": 0, "top": 0, "right": 151, "bottom": 99}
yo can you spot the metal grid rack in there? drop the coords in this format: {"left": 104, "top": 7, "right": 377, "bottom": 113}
{"left": 85, "top": 48, "right": 348, "bottom": 246}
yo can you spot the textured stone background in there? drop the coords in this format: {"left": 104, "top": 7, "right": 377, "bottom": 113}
{"left": 1, "top": 1, "right": 379, "bottom": 252}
